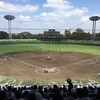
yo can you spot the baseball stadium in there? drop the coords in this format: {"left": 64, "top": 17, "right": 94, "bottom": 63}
{"left": 0, "top": 1, "right": 100, "bottom": 100}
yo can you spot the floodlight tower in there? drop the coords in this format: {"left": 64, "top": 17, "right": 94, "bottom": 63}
{"left": 4, "top": 15, "right": 15, "bottom": 39}
{"left": 89, "top": 16, "right": 100, "bottom": 40}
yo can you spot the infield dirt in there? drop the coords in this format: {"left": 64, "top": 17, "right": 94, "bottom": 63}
{"left": 0, "top": 51, "right": 100, "bottom": 82}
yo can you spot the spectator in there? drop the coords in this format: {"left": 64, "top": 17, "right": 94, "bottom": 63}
{"left": 76, "top": 88, "right": 91, "bottom": 100}
{"left": 22, "top": 90, "right": 29, "bottom": 100}
{"left": 43, "top": 87, "right": 50, "bottom": 100}
{"left": 0, "top": 90, "right": 7, "bottom": 100}
{"left": 27, "top": 92, "right": 36, "bottom": 100}
{"left": 52, "top": 84, "right": 63, "bottom": 100}
{"left": 93, "top": 87, "right": 100, "bottom": 100}
{"left": 66, "top": 78, "right": 73, "bottom": 95}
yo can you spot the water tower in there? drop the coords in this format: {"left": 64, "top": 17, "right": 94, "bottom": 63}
{"left": 89, "top": 16, "right": 100, "bottom": 40}
{"left": 4, "top": 15, "right": 15, "bottom": 39}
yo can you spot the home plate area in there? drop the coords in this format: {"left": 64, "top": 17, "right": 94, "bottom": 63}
{"left": 35, "top": 67, "right": 60, "bottom": 75}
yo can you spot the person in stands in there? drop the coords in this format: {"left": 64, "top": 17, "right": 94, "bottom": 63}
{"left": 66, "top": 78, "right": 73, "bottom": 95}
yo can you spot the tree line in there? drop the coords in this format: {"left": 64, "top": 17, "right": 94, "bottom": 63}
{"left": 0, "top": 28, "right": 100, "bottom": 40}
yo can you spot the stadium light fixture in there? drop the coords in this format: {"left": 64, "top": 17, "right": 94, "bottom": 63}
{"left": 89, "top": 16, "right": 100, "bottom": 41}
{"left": 4, "top": 15, "right": 15, "bottom": 39}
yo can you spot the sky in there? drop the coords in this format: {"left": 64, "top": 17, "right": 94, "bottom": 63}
{"left": 0, "top": 0, "right": 100, "bottom": 34}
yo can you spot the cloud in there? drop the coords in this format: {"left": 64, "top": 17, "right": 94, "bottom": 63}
{"left": 43, "top": 0, "right": 73, "bottom": 10}
{"left": 0, "top": 1, "right": 39, "bottom": 13}
{"left": 40, "top": 12, "right": 58, "bottom": 21}
{"left": 18, "top": 15, "right": 31, "bottom": 21}
{"left": 81, "top": 16, "right": 90, "bottom": 22}
{"left": 41, "top": 0, "right": 88, "bottom": 21}
{"left": 0, "top": 0, "right": 91, "bottom": 30}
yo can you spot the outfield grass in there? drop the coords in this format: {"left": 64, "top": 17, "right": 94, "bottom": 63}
{"left": 0, "top": 43, "right": 100, "bottom": 55}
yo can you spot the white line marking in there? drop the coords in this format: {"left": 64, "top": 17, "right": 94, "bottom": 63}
{"left": 58, "top": 56, "right": 100, "bottom": 68}
{"left": 4, "top": 56, "right": 40, "bottom": 68}
{"left": 35, "top": 68, "right": 60, "bottom": 75}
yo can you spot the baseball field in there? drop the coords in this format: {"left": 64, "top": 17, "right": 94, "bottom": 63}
{"left": 0, "top": 40, "right": 100, "bottom": 85}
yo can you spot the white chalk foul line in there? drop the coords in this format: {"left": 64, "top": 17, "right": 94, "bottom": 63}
{"left": 4, "top": 56, "right": 40, "bottom": 68}
{"left": 58, "top": 56, "right": 100, "bottom": 68}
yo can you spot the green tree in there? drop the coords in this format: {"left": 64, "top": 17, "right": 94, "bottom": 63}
{"left": 71, "top": 28, "right": 91, "bottom": 40}
{"left": 95, "top": 33, "right": 100, "bottom": 40}
{"left": 0, "top": 31, "right": 9, "bottom": 39}
{"left": 75, "top": 28, "right": 84, "bottom": 40}
{"left": 17, "top": 32, "right": 33, "bottom": 39}
{"left": 12, "top": 34, "right": 18, "bottom": 39}
{"left": 64, "top": 29, "right": 71, "bottom": 40}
